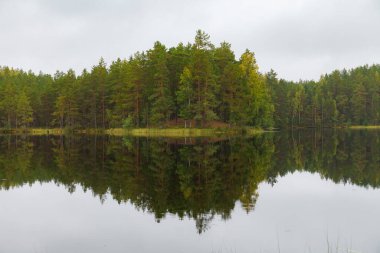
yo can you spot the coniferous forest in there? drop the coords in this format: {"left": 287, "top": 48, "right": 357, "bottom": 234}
{"left": 0, "top": 30, "right": 379, "bottom": 130}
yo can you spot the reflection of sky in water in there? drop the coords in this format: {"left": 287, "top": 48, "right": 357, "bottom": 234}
{"left": 0, "top": 172, "right": 379, "bottom": 253}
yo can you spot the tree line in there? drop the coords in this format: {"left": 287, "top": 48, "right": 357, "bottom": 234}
{"left": 0, "top": 30, "right": 379, "bottom": 129}
{"left": 268, "top": 65, "right": 380, "bottom": 127}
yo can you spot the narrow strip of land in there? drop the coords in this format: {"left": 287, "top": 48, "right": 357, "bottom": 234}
{"left": 0, "top": 127, "right": 266, "bottom": 137}
{"left": 348, "top": 126, "right": 380, "bottom": 129}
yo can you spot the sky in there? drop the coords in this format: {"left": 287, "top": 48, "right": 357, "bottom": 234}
{"left": 0, "top": 0, "right": 379, "bottom": 81}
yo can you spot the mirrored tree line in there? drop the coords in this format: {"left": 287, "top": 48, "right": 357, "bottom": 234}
{"left": 0, "top": 130, "right": 379, "bottom": 232}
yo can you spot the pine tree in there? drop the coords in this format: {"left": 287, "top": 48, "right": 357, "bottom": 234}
{"left": 189, "top": 30, "right": 218, "bottom": 127}
{"left": 0, "top": 82, "right": 17, "bottom": 129}
{"left": 352, "top": 82, "right": 367, "bottom": 125}
{"left": 177, "top": 67, "right": 194, "bottom": 128}
{"left": 90, "top": 58, "right": 108, "bottom": 129}
{"left": 221, "top": 63, "right": 246, "bottom": 125}
{"left": 108, "top": 58, "right": 128, "bottom": 127}
{"left": 15, "top": 91, "right": 33, "bottom": 128}
{"left": 214, "top": 42, "right": 237, "bottom": 122}
{"left": 167, "top": 43, "right": 192, "bottom": 121}
{"left": 147, "top": 42, "right": 174, "bottom": 125}
{"left": 52, "top": 70, "right": 79, "bottom": 128}
{"left": 125, "top": 53, "right": 146, "bottom": 127}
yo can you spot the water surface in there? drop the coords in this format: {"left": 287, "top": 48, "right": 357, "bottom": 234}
{"left": 0, "top": 130, "right": 379, "bottom": 253}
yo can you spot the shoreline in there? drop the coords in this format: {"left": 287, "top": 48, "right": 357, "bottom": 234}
{"left": 348, "top": 125, "right": 380, "bottom": 129}
{"left": 0, "top": 125, "right": 378, "bottom": 137}
{"left": 106, "top": 128, "right": 266, "bottom": 137}
{"left": 0, "top": 127, "right": 266, "bottom": 137}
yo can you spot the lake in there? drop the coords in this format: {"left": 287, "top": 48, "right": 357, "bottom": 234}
{"left": 0, "top": 130, "right": 379, "bottom": 253}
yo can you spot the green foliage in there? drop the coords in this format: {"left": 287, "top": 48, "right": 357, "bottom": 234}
{"left": 122, "top": 115, "right": 134, "bottom": 129}
{"left": 0, "top": 31, "right": 379, "bottom": 130}
{"left": 15, "top": 91, "right": 33, "bottom": 128}
{"left": 239, "top": 50, "right": 273, "bottom": 127}
{"left": 190, "top": 30, "right": 218, "bottom": 126}
{"left": 268, "top": 65, "right": 380, "bottom": 128}
{"left": 147, "top": 42, "right": 174, "bottom": 125}
{"left": 176, "top": 67, "right": 194, "bottom": 127}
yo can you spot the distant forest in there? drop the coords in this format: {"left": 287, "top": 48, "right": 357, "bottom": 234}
{"left": 0, "top": 30, "right": 379, "bottom": 129}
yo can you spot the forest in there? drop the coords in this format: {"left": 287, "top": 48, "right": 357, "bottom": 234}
{"left": 0, "top": 30, "right": 379, "bottom": 130}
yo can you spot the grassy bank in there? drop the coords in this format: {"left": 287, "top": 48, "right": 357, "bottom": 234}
{"left": 0, "top": 127, "right": 265, "bottom": 137}
{"left": 2, "top": 126, "right": 380, "bottom": 136}
{"left": 0, "top": 128, "right": 65, "bottom": 135}
{"left": 348, "top": 125, "right": 380, "bottom": 129}
{"left": 106, "top": 127, "right": 265, "bottom": 137}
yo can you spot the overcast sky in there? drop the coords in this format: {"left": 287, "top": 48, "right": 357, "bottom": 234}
{"left": 0, "top": 0, "right": 379, "bottom": 81}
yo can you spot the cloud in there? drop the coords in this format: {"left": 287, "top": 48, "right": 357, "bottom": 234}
{"left": 0, "top": 0, "right": 378, "bottom": 80}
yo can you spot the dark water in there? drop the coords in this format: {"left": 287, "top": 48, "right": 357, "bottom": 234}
{"left": 0, "top": 130, "right": 380, "bottom": 253}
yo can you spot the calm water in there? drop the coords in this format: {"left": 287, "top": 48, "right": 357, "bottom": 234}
{"left": 0, "top": 130, "right": 379, "bottom": 253}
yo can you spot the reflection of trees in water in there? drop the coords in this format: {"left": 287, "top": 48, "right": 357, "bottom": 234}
{"left": 0, "top": 130, "right": 379, "bottom": 232}
{"left": 0, "top": 135, "right": 33, "bottom": 189}
{"left": 113, "top": 136, "right": 275, "bottom": 232}
{"left": 270, "top": 130, "right": 380, "bottom": 188}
